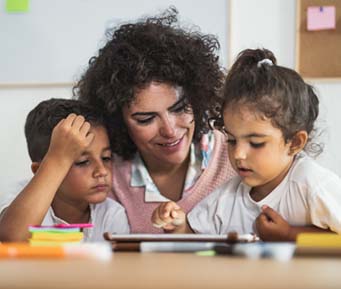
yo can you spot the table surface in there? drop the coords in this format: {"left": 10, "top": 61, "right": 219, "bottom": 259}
{"left": 0, "top": 252, "right": 340, "bottom": 289}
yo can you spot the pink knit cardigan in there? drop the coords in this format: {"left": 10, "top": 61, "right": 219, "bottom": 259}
{"left": 110, "top": 130, "right": 236, "bottom": 233}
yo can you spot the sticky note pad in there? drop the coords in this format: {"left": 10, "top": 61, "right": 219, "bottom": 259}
{"left": 6, "top": 0, "right": 29, "bottom": 12}
{"left": 30, "top": 232, "right": 84, "bottom": 241}
{"left": 297, "top": 233, "right": 341, "bottom": 247}
{"left": 307, "top": 6, "right": 336, "bottom": 31}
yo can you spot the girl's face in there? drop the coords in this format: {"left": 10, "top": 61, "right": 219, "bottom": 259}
{"left": 223, "top": 105, "right": 294, "bottom": 198}
{"left": 122, "top": 82, "right": 195, "bottom": 170}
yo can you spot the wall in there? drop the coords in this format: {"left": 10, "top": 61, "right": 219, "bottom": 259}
{"left": 0, "top": 86, "right": 72, "bottom": 195}
{"left": 0, "top": 0, "right": 229, "bottom": 195}
{"left": 0, "top": 0, "right": 229, "bottom": 83}
{"left": 1, "top": 0, "right": 341, "bottom": 196}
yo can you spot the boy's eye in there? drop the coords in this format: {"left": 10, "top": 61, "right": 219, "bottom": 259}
{"left": 227, "top": 139, "right": 236, "bottom": 146}
{"left": 102, "top": 156, "right": 112, "bottom": 162}
{"left": 250, "top": 142, "right": 265, "bottom": 148}
{"left": 74, "top": 160, "right": 89, "bottom": 166}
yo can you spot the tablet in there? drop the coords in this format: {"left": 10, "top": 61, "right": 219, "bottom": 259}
{"left": 103, "top": 232, "right": 259, "bottom": 243}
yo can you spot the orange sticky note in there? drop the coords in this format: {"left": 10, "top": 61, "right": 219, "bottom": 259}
{"left": 307, "top": 6, "right": 336, "bottom": 31}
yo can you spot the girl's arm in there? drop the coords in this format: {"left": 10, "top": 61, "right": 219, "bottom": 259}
{"left": 256, "top": 205, "right": 332, "bottom": 242}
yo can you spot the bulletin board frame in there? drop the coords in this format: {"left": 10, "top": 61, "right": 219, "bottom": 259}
{"left": 296, "top": 0, "right": 341, "bottom": 79}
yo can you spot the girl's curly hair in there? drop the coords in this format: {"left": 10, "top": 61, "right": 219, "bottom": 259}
{"left": 74, "top": 7, "right": 224, "bottom": 159}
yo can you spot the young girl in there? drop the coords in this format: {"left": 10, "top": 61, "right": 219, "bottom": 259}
{"left": 151, "top": 48, "right": 341, "bottom": 241}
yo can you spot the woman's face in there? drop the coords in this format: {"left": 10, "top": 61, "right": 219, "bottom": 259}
{"left": 122, "top": 82, "right": 195, "bottom": 170}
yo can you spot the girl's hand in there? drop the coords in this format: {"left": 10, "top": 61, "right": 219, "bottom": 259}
{"left": 151, "top": 201, "right": 187, "bottom": 233}
{"left": 255, "top": 205, "right": 293, "bottom": 241}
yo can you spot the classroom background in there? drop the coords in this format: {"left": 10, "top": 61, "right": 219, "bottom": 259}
{"left": 0, "top": 0, "right": 340, "bottom": 196}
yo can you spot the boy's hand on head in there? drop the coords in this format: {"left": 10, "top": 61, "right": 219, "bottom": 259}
{"left": 256, "top": 205, "right": 293, "bottom": 241}
{"left": 151, "top": 201, "right": 187, "bottom": 233}
{"left": 47, "top": 113, "right": 94, "bottom": 164}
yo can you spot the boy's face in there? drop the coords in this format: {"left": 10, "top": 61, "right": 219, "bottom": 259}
{"left": 55, "top": 125, "right": 113, "bottom": 207}
{"left": 223, "top": 105, "right": 294, "bottom": 198}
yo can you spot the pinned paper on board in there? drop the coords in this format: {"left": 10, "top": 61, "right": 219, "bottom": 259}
{"left": 5, "top": 0, "right": 29, "bottom": 13}
{"left": 307, "top": 6, "right": 336, "bottom": 31}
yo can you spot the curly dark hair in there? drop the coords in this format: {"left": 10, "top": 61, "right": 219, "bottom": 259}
{"left": 73, "top": 7, "right": 224, "bottom": 160}
{"left": 221, "top": 48, "right": 322, "bottom": 156}
{"left": 25, "top": 98, "right": 108, "bottom": 162}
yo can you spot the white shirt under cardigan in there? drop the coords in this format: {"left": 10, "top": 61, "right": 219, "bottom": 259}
{"left": 188, "top": 153, "right": 341, "bottom": 235}
{"left": 130, "top": 132, "right": 214, "bottom": 202}
{"left": 0, "top": 198, "right": 130, "bottom": 241}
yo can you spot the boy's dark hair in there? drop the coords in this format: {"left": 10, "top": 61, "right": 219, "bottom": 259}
{"left": 73, "top": 7, "right": 224, "bottom": 160}
{"left": 25, "top": 98, "right": 108, "bottom": 162}
{"left": 222, "top": 48, "right": 321, "bottom": 156}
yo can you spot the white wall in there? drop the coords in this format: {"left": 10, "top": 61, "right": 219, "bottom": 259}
{"left": 0, "top": 0, "right": 229, "bottom": 195}
{"left": 1, "top": 0, "right": 341, "bottom": 196}
{"left": 0, "top": 86, "right": 72, "bottom": 195}
{"left": 0, "top": 0, "right": 229, "bottom": 83}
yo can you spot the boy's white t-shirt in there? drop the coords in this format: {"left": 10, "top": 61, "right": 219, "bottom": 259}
{"left": 0, "top": 195, "right": 130, "bottom": 241}
{"left": 188, "top": 153, "right": 341, "bottom": 235}
{"left": 44, "top": 198, "right": 130, "bottom": 241}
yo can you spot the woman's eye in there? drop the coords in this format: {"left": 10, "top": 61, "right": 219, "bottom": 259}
{"left": 250, "top": 142, "right": 265, "bottom": 148}
{"left": 172, "top": 105, "right": 186, "bottom": 113}
{"left": 136, "top": 117, "right": 154, "bottom": 125}
{"left": 172, "top": 104, "right": 192, "bottom": 114}
{"left": 74, "top": 160, "right": 89, "bottom": 166}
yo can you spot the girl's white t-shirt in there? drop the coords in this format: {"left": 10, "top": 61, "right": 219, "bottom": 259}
{"left": 188, "top": 154, "right": 341, "bottom": 235}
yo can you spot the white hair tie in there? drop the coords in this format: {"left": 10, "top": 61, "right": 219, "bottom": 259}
{"left": 257, "top": 58, "right": 273, "bottom": 68}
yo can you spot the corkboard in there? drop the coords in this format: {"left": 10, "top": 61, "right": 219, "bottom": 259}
{"left": 296, "top": 0, "right": 341, "bottom": 78}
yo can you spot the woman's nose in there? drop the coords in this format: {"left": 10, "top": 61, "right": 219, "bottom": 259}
{"left": 159, "top": 116, "right": 176, "bottom": 138}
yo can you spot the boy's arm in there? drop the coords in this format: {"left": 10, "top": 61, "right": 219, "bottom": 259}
{"left": 0, "top": 156, "right": 73, "bottom": 241}
{"left": 0, "top": 114, "right": 94, "bottom": 242}
{"left": 256, "top": 205, "right": 332, "bottom": 241}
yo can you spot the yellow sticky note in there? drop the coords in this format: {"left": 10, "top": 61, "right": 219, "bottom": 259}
{"left": 6, "top": 0, "right": 29, "bottom": 13}
{"left": 297, "top": 233, "right": 341, "bottom": 247}
{"left": 30, "top": 232, "right": 84, "bottom": 241}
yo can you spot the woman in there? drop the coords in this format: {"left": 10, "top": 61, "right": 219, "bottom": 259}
{"left": 74, "top": 7, "right": 235, "bottom": 232}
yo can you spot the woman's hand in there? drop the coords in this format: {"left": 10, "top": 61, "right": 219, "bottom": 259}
{"left": 151, "top": 201, "right": 190, "bottom": 233}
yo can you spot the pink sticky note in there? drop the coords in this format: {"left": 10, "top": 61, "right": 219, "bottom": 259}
{"left": 307, "top": 6, "right": 336, "bottom": 31}
{"left": 29, "top": 223, "right": 94, "bottom": 229}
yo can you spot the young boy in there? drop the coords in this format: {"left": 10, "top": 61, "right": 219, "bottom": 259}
{"left": 0, "top": 98, "right": 130, "bottom": 242}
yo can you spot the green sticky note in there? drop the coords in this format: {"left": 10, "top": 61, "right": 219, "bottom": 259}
{"left": 196, "top": 250, "right": 216, "bottom": 257}
{"left": 6, "top": 0, "right": 29, "bottom": 13}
